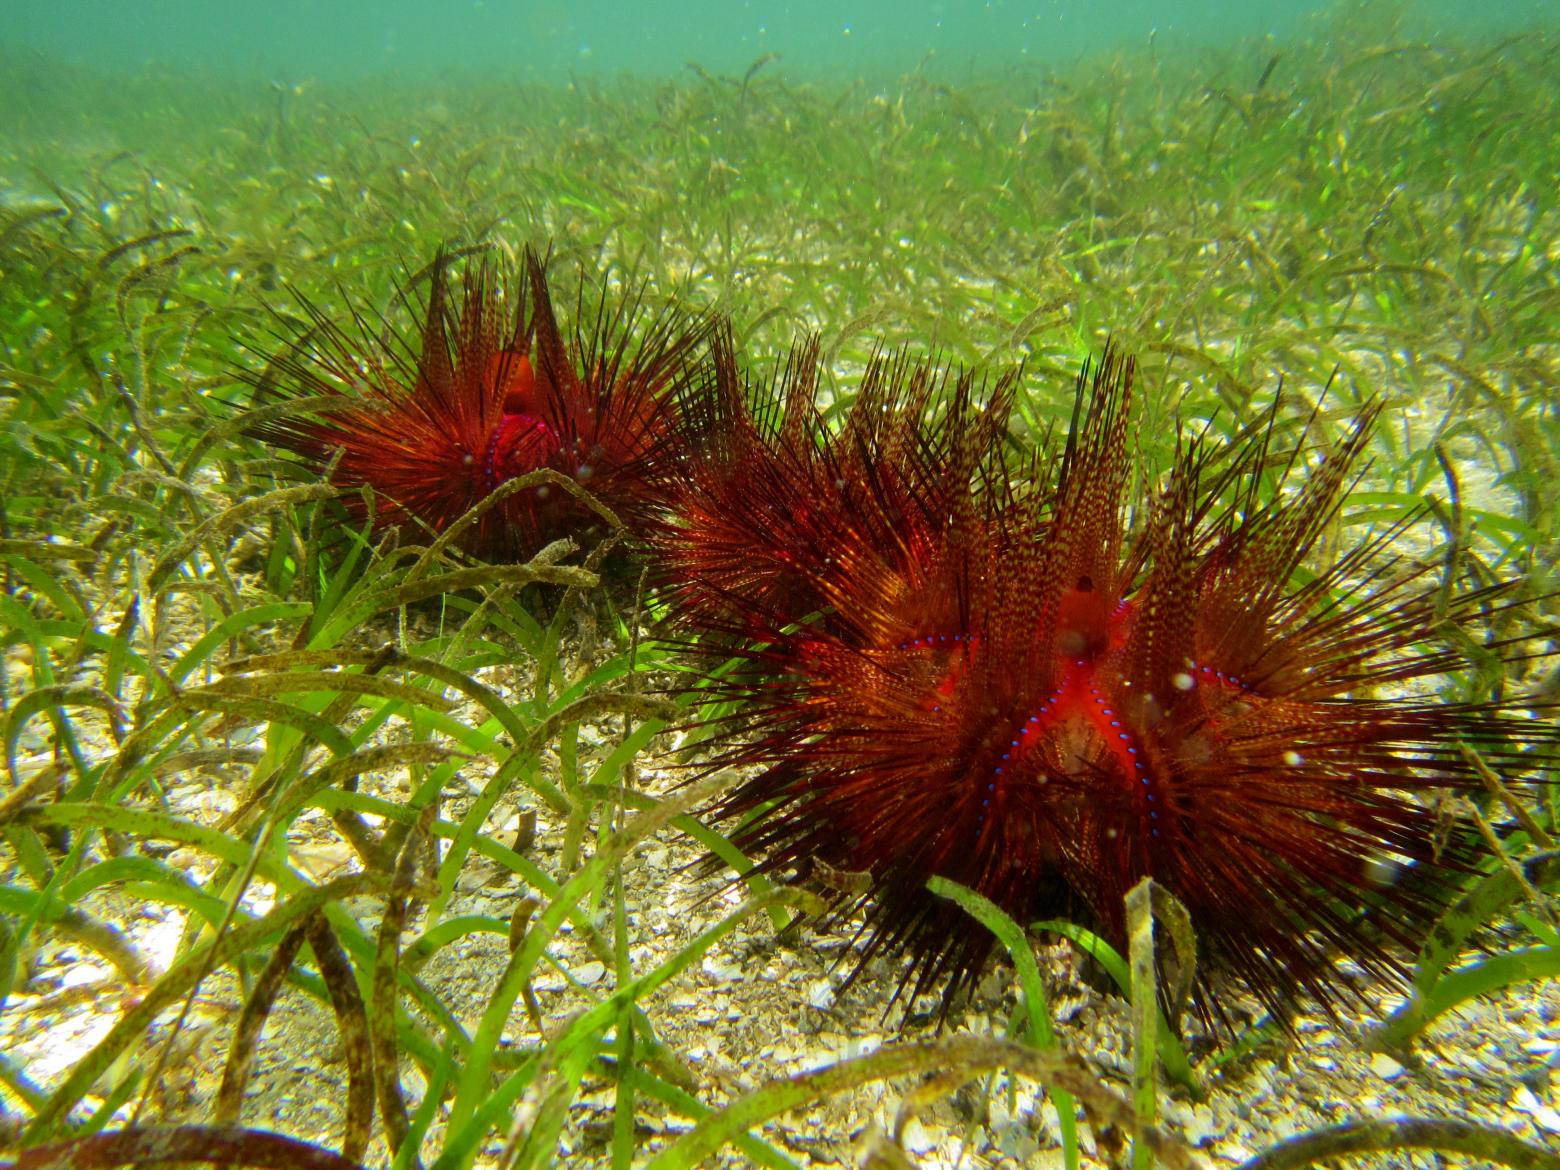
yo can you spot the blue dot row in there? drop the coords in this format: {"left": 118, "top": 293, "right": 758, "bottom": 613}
{"left": 897, "top": 632, "right": 971, "bottom": 651}
{"left": 1092, "top": 682, "right": 1160, "bottom": 838}
{"left": 1193, "top": 660, "right": 1249, "bottom": 692}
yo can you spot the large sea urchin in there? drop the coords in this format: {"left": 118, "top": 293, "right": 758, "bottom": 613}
{"left": 660, "top": 343, "right": 1556, "bottom": 1021}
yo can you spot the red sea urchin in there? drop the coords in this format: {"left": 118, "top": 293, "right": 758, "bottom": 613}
{"left": 662, "top": 344, "right": 1557, "bottom": 1022}
{"left": 245, "top": 249, "right": 704, "bottom": 561}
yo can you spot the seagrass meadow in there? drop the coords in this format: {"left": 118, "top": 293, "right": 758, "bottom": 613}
{"left": 1, "top": 4, "right": 1559, "bottom": 1169}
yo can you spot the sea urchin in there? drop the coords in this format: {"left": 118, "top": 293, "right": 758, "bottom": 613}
{"left": 246, "top": 248, "right": 704, "bottom": 562}
{"left": 662, "top": 344, "right": 1555, "bottom": 1022}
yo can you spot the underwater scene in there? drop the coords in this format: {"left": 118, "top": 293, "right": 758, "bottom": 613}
{"left": 1, "top": 0, "right": 1558, "bottom": 1167}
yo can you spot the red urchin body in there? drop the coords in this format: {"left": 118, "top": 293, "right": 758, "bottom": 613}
{"left": 658, "top": 343, "right": 1557, "bottom": 1021}
{"left": 246, "top": 249, "right": 703, "bottom": 561}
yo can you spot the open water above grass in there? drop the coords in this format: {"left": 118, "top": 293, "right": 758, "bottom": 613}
{"left": 4, "top": 0, "right": 1557, "bottom": 82}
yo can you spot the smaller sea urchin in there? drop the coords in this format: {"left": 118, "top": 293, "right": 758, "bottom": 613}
{"left": 246, "top": 248, "right": 704, "bottom": 561}
{"left": 662, "top": 343, "right": 1556, "bottom": 1022}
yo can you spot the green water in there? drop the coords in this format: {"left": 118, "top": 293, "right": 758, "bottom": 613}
{"left": 4, "top": 0, "right": 1554, "bottom": 81}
